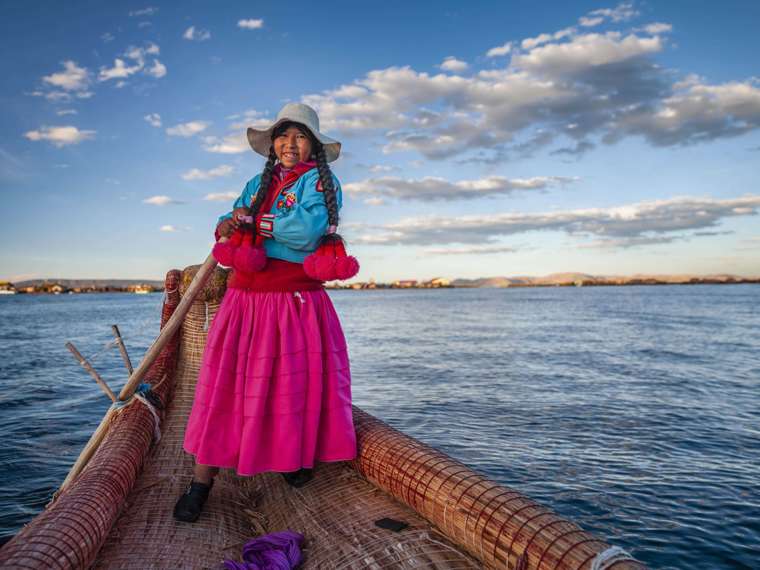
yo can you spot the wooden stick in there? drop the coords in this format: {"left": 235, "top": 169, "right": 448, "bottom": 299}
{"left": 117, "top": 248, "right": 220, "bottom": 401}
{"left": 66, "top": 342, "right": 117, "bottom": 402}
{"left": 58, "top": 246, "right": 222, "bottom": 492}
{"left": 111, "top": 324, "right": 134, "bottom": 374}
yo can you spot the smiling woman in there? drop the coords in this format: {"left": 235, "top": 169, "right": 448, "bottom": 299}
{"left": 175, "top": 102, "right": 360, "bottom": 523}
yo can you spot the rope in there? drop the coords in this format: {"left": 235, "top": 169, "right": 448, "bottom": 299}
{"left": 203, "top": 302, "right": 210, "bottom": 331}
{"left": 591, "top": 546, "right": 634, "bottom": 570}
{"left": 111, "top": 383, "right": 162, "bottom": 442}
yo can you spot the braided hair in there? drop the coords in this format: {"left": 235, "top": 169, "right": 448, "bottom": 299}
{"left": 247, "top": 121, "right": 344, "bottom": 246}
{"left": 244, "top": 148, "right": 277, "bottom": 236}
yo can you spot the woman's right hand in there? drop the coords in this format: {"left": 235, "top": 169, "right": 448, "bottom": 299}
{"left": 216, "top": 217, "right": 239, "bottom": 238}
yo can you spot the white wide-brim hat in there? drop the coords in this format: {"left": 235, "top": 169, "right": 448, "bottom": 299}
{"left": 247, "top": 103, "right": 341, "bottom": 163}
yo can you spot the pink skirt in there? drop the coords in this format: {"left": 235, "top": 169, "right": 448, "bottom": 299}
{"left": 183, "top": 288, "right": 357, "bottom": 476}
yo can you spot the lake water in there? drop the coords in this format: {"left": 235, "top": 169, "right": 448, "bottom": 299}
{"left": 1, "top": 285, "right": 758, "bottom": 569}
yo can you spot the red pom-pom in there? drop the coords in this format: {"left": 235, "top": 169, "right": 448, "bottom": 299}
{"left": 335, "top": 255, "right": 360, "bottom": 280}
{"left": 303, "top": 253, "right": 319, "bottom": 277}
{"left": 304, "top": 253, "right": 337, "bottom": 281}
{"left": 232, "top": 245, "right": 267, "bottom": 273}
{"left": 212, "top": 240, "right": 236, "bottom": 267}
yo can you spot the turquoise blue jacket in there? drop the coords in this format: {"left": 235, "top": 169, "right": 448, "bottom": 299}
{"left": 218, "top": 167, "right": 342, "bottom": 264}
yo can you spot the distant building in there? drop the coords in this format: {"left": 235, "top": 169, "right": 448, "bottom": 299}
{"left": 128, "top": 284, "right": 155, "bottom": 294}
{"left": 0, "top": 281, "right": 16, "bottom": 294}
{"left": 46, "top": 283, "right": 67, "bottom": 294}
{"left": 392, "top": 279, "right": 417, "bottom": 288}
{"left": 424, "top": 277, "right": 450, "bottom": 288}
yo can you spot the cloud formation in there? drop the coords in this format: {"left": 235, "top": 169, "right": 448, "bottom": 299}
{"left": 143, "top": 195, "right": 183, "bottom": 206}
{"left": 182, "top": 165, "right": 234, "bottom": 181}
{"left": 301, "top": 8, "right": 758, "bottom": 163}
{"left": 129, "top": 6, "right": 157, "bottom": 17}
{"left": 352, "top": 195, "right": 760, "bottom": 247}
{"left": 345, "top": 175, "right": 577, "bottom": 201}
{"left": 425, "top": 244, "right": 518, "bottom": 255}
{"left": 144, "top": 113, "right": 161, "bottom": 127}
{"left": 167, "top": 121, "right": 210, "bottom": 137}
{"left": 202, "top": 133, "right": 248, "bottom": 153}
{"left": 204, "top": 191, "right": 240, "bottom": 201}
{"left": 33, "top": 60, "right": 93, "bottom": 101}
{"left": 98, "top": 43, "right": 165, "bottom": 84}
{"left": 24, "top": 125, "right": 95, "bottom": 147}
{"left": 183, "top": 26, "right": 211, "bottom": 41}
{"left": 238, "top": 19, "right": 264, "bottom": 29}
{"left": 439, "top": 57, "right": 468, "bottom": 73}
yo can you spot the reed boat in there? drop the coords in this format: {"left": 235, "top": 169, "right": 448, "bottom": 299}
{"left": 0, "top": 253, "right": 648, "bottom": 569}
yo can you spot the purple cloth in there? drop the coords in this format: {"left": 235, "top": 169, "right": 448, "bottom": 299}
{"left": 222, "top": 530, "right": 304, "bottom": 570}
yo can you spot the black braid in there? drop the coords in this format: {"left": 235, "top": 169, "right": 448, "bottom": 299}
{"left": 245, "top": 147, "right": 277, "bottom": 237}
{"left": 314, "top": 144, "right": 339, "bottom": 228}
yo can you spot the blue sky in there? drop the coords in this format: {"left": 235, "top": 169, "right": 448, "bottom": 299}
{"left": 1, "top": 0, "right": 759, "bottom": 282}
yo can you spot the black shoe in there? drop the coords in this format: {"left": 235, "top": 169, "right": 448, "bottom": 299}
{"left": 173, "top": 480, "right": 213, "bottom": 522}
{"left": 282, "top": 468, "right": 313, "bottom": 488}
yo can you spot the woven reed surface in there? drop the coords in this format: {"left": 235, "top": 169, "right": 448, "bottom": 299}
{"left": 0, "top": 270, "right": 182, "bottom": 570}
{"left": 92, "top": 265, "right": 482, "bottom": 569}
{"left": 351, "top": 411, "right": 647, "bottom": 570}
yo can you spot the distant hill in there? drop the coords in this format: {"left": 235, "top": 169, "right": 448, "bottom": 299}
{"left": 450, "top": 273, "right": 758, "bottom": 288}
{"left": 14, "top": 278, "right": 164, "bottom": 289}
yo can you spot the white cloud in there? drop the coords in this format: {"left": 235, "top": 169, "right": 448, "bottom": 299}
{"left": 579, "top": 16, "right": 604, "bottom": 27}
{"left": 56, "top": 109, "right": 78, "bottom": 116}
{"left": 202, "top": 133, "right": 249, "bottom": 154}
{"left": 167, "top": 121, "right": 210, "bottom": 137}
{"left": 160, "top": 225, "right": 177, "bottom": 232}
{"left": 439, "top": 56, "right": 468, "bottom": 73}
{"left": 204, "top": 191, "right": 240, "bottom": 201}
{"left": 42, "top": 60, "right": 90, "bottom": 91}
{"left": 101, "top": 32, "right": 115, "bottom": 43}
{"left": 352, "top": 195, "right": 760, "bottom": 247}
{"left": 24, "top": 125, "right": 95, "bottom": 147}
{"left": 425, "top": 244, "right": 518, "bottom": 255}
{"left": 99, "top": 43, "right": 165, "bottom": 82}
{"left": 129, "top": 6, "right": 158, "bottom": 17}
{"left": 144, "top": 113, "right": 161, "bottom": 127}
{"left": 98, "top": 58, "right": 142, "bottom": 81}
{"left": 146, "top": 59, "right": 166, "bottom": 78}
{"left": 144, "top": 195, "right": 183, "bottom": 206}
{"left": 183, "top": 26, "right": 211, "bottom": 41}
{"left": 642, "top": 22, "right": 673, "bottom": 35}
{"left": 238, "top": 19, "right": 264, "bottom": 29}
{"left": 511, "top": 31, "right": 663, "bottom": 73}
{"left": 486, "top": 42, "right": 512, "bottom": 58}
{"left": 585, "top": 2, "right": 638, "bottom": 24}
{"left": 345, "top": 175, "right": 577, "bottom": 201}
{"left": 364, "top": 197, "right": 385, "bottom": 206}
{"left": 182, "top": 165, "right": 234, "bottom": 180}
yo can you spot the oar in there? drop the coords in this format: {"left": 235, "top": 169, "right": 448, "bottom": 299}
{"left": 59, "top": 242, "right": 224, "bottom": 492}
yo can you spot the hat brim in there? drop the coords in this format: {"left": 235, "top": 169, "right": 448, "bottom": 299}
{"left": 247, "top": 119, "right": 341, "bottom": 163}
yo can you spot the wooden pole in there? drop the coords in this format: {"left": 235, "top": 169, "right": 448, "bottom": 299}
{"left": 66, "top": 342, "right": 117, "bottom": 402}
{"left": 111, "top": 324, "right": 134, "bottom": 374}
{"left": 58, "top": 245, "right": 222, "bottom": 491}
{"left": 117, "top": 248, "right": 220, "bottom": 400}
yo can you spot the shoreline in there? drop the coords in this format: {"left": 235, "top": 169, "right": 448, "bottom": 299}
{"left": 2, "top": 278, "right": 758, "bottom": 294}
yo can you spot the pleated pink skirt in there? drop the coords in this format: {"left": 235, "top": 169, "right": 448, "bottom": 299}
{"left": 183, "top": 288, "right": 357, "bottom": 476}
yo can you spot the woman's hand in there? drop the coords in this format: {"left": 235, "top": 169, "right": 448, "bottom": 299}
{"left": 216, "top": 217, "right": 239, "bottom": 238}
{"left": 232, "top": 207, "right": 250, "bottom": 223}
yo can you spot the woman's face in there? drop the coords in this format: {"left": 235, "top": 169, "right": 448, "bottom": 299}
{"left": 273, "top": 125, "right": 313, "bottom": 168}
